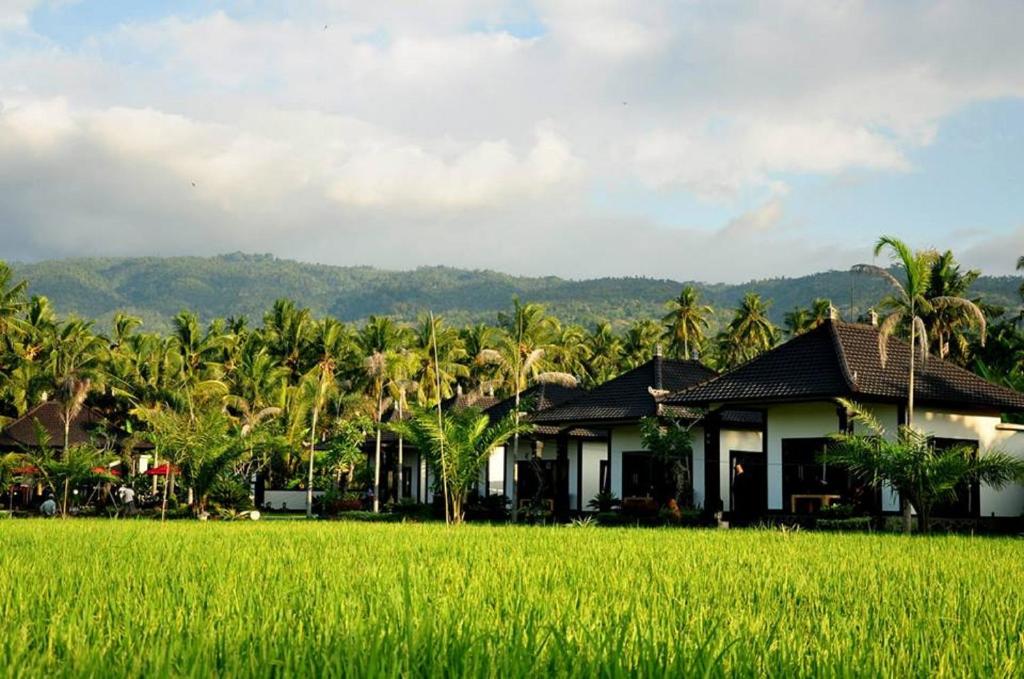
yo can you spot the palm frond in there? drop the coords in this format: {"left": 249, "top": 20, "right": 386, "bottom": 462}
{"left": 851, "top": 263, "right": 905, "bottom": 299}
{"left": 533, "top": 371, "right": 578, "bottom": 388}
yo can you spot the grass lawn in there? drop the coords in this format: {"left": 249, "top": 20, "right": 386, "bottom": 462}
{"left": 1, "top": 521, "right": 1022, "bottom": 677}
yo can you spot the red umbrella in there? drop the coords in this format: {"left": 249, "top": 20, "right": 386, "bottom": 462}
{"left": 145, "top": 463, "right": 179, "bottom": 476}
{"left": 13, "top": 465, "right": 39, "bottom": 475}
{"left": 92, "top": 466, "right": 122, "bottom": 477}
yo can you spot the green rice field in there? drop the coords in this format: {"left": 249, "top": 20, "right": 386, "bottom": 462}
{"left": 1, "top": 521, "right": 1022, "bottom": 678}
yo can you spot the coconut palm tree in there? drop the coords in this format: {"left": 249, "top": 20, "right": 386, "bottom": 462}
{"left": 298, "top": 319, "right": 349, "bottom": 518}
{"left": 459, "top": 323, "right": 496, "bottom": 394}
{"left": 783, "top": 307, "right": 813, "bottom": 337}
{"left": 412, "top": 314, "right": 468, "bottom": 406}
{"left": 622, "top": 319, "right": 664, "bottom": 369}
{"left": 828, "top": 400, "right": 1024, "bottom": 533}
{"left": 584, "top": 322, "right": 622, "bottom": 385}
{"left": 925, "top": 251, "right": 983, "bottom": 362}
{"left": 0, "top": 262, "right": 27, "bottom": 339}
{"left": 385, "top": 349, "right": 419, "bottom": 502}
{"left": 717, "top": 293, "right": 778, "bottom": 369}
{"left": 547, "top": 323, "right": 590, "bottom": 381}
{"left": 359, "top": 316, "right": 403, "bottom": 512}
{"left": 46, "top": 319, "right": 106, "bottom": 453}
{"left": 854, "top": 236, "right": 986, "bottom": 427}
{"left": 662, "top": 286, "right": 712, "bottom": 359}
{"left": 262, "top": 299, "right": 313, "bottom": 382}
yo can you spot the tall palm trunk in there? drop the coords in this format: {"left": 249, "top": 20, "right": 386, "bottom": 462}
{"left": 510, "top": 387, "right": 521, "bottom": 519}
{"left": 396, "top": 397, "right": 404, "bottom": 503}
{"left": 373, "top": 388, "right": 383, "bottom": 513}
{"left": 902, "top": 302, "right": 916, "bottom": 535}
{"left": 306, "top": 406, "right": 317, "bottom": 519}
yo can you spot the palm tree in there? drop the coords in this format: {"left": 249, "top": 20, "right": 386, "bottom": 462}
{"left": 783, "top": 307, "right": 813, "bottom": 337}
{"left": 622, "top": 319, "right": 664, "bottom": 369}
{"left": 482, "top": 299, "right": 557, "bottom": 513}
{"left": 547, "top": 323, "right": 590, "bottom": 381}
{"left": 391, "top": 406, "right": 533, "bottom": 524}
{"left": 854, "top": 236, "right": 986, "bottom": 427}
{"left": 262, "top": 299, "right": 313, "bottom": 381}
{"left": 662, "top": 286, "right": 712, "bottom": 359}
{"left": 46, "top": 319, "right": 106, "bottom": 453}
{"left": 584, "top": 322, "right": 622, "bottom": 385}
{"left": 0, "top": 262, "right": 27, "bottom": 339}
{"left": 298, "top": 319, "right": 348, "bottom": 518}
{"left": 386, "top": 349, "right": 419, "bottom": 503}
{"left": 829, "top": 400, "right": 1024, "bottom": 533}
{"left": 717, "top": 293, "right": 777, "bottom": 369}
{"left": 359, "top": 316, "right": 403, "bottom": 512}
{"left": 926, "top": 251, "right": 983, "bottom": 361}
{"left": 459, "top": 323, "right": 496, "bottom": 394}
{"left": 412, "top": 314, "right": 468, "bottom": 406}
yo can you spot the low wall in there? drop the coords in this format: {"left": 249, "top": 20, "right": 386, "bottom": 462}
{"left": 262, "top": 490, "right": 324, "bottom": 512}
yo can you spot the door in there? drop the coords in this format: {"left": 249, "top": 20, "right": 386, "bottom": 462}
{"left": 730, "top": 451, "right": 766, "bottom": 517}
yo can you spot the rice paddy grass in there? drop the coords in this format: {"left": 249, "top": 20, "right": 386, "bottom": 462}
{"left": 1, "top": 521, "right": 1022, "bottom": 678}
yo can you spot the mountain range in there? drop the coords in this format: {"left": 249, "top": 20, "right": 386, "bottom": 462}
{"left": 8, "top": 253, "right": 1022, "bottom": 332}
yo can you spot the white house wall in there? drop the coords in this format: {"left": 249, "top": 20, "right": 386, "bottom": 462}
{"left": 765, "top": 402, "right": 841, "bottom": 511}
{"left": 916, "top": 409, "right": 1024, "bottom": 518}
{"left": 578, "top": 441, "right": 607, "bottom": 511}
{"left": 719, "top": 428, "right": 763, "bottom": 511}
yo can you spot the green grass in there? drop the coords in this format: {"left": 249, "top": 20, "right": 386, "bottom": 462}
{"left": 1, "top": 522, "right": 1022, "bottom": 678}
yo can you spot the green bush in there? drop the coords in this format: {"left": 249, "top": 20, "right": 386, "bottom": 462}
{"left": 817, "top": 517, "right": 872, "bottom": 532}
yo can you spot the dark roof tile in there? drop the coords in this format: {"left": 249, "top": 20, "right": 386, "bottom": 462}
{"left": 668, "top": 320, "right": 1024, "bottom": 412}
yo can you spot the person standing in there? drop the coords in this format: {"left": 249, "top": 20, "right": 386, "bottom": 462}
{"left": 731, "top": 463, "right": 752, "bottom": 522}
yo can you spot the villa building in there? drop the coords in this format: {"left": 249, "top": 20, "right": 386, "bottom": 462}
{"left": 665, "top": 319, "right": 1024, "bottom": 521}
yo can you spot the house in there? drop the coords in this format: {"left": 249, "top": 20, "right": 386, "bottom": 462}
{"left": 531, "top": 353, "right": 763, "bottom": 515}
{"left": 0, "top": 400, "right": 144, "bottom": 507}
{"left": 364, "top": 382, "right": 590, "bottom": 515}
{"left": 665, "top": 319, "right": 1024, "bottom": 522}
{"left": 0, "top": 401, "right": 114, "bottom": 451}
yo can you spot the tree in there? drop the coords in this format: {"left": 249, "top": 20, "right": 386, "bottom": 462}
{"left": 854, "top": 236, "right": 986, "bottom": 427}
{"left": 297, "top": 319, "right": 346, "bottom": 518}
{"left": 717, "top": 293, "right": 777, "bottom": 369}
{"left": 828, "top": 400, "right": 1024, "bottom": 533}
{"left": 46, "top": 319, "right": 106, "bottom": 453}
{"left": 584, "top": 322, "right": 622, "bottom": 386}
{"left": 925, "top": 251, "right": 984, "bottom": 362}
{"left": 412, "top": 314, "right": 468, "bottom": 406}
{"left": 662, "top": 286, "right": 712, "bottom": 359}
{"left": 359, "top": 316, "right": 403, "bottom": 512}
{"left": 482, "top": 298, "right": 558, "bottom": 513}
{"left": 622, "top": 319, "right": 663, "bottom": 370}
{"left": 391, "top": 406, "right": 533, "bottom": 524}
{"left": 0, "top": 452, "right": 26, "bottom": 511}
{"left": 0, "top": 262, "right": 27, "bottom": 339}
{"left": 783, "top": 307, "right": 812, "bottom": 337}
{"left": 639, "top": 416, "right": 697, "bottom": 507}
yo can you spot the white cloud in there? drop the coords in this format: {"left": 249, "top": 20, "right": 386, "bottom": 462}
{"left": 0, "top": 1, "right": 1023, "bottom": 280}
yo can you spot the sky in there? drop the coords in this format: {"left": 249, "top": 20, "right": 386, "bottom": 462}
{"left": 1, "top": 1, "right": 1023, "bottom": 283}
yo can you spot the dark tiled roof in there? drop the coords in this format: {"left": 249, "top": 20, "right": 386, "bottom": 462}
{"left": 668, "top": 320, "right": 1024, "bottom": 412}
{"left": 0, "top": 401, "right": 114, "bottom": 449}
{"left": 361, "top": 384, "right": 586, "bottom": 451}
{"left": 485, "top": 383, "right": 585, "bottom": 423}
{"left": 533, "top": 357, "right": 717, "bottom": 424}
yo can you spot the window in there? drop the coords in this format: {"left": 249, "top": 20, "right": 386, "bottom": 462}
{"left": 621, "top": 451, "right": 691, "bottom": 503}
{"left": 599, "top": 459, "right": 610, "bottom": 493}
{"left": 516, "top": 460, "right": 555, "bottom": 504}
{"left": 781, "top": 438, "right": 851, "bottom": 514}
{"left": 402, "top": 467, "right": 412, "bottom": 499}
{"left": 930, "top": 438, "right": 979, "bottom": 518}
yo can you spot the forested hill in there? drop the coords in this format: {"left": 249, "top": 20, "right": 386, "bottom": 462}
{"left": 9, "top": 253, "right": 1023, "bottom": 332}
